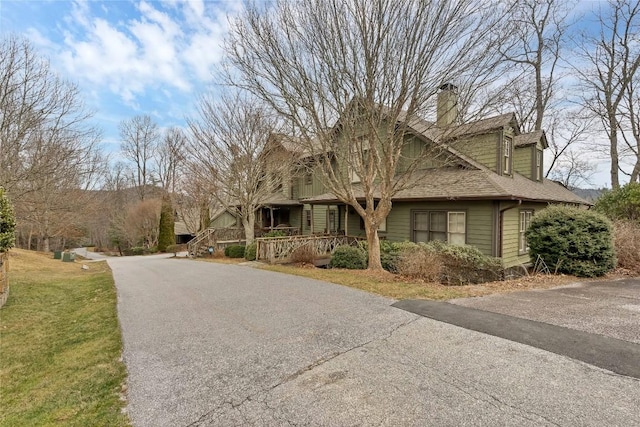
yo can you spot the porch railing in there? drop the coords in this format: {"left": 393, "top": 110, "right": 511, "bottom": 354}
{"left": 255, "top": 234, "right": 363, "bottom": 264}
{"left": 187, "top": 227, "right": 245, "bottom": 257}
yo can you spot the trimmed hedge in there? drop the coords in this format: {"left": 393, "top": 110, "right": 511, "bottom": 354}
{"left": 225, "top": 244, "right": 246, "bottom": 258}
{"left": 526, "top": 206, "right": 615, "bottom": 277}
{"left": 329, "top": 245, "right": 367, "bottom": 269}
{"left": 244, "top": 243, "right": 257, "bottom": 261}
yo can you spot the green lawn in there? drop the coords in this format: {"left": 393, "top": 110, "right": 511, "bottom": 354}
{"left": 0, "top": 250, "right": 130, "bottom": 426}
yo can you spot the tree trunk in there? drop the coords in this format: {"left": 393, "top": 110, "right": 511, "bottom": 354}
{"left": 364, "top": 221, "right": 382, "bottom": 270}
{"left": 609, "top": 112, "right": 620, "bottom": 189}
{"left": 243, "top": 212, "right": 256, "bottom": 245}
{"left": 42, "top": 235, "right": 50, "bottom": 253}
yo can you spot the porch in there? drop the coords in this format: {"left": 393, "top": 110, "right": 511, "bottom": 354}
{"left": 255, "top": 234, "right": 364, "bottom": 264}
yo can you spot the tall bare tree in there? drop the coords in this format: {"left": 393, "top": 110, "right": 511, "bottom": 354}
{"left": 119, "top": 115, "right": 159, "bottom": 200}
{"left": 0, "top": 35, "right": 98, "bottom": 197}
{"left": 577, "top": 0, "right": 640, "bottom": 189}
{"left": 223, "top": 0, "right": 510, "bottom": 269}
{"left": 187, "top": 93, "right": 293, "bottom": 245}
{"left": 156, "top": 127, "right": 186, "bottom": 194}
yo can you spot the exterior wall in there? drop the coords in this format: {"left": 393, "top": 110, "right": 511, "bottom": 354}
{"left": 500, "top": 201, "right": 547, "bottom": 268}
{"left": 297, "top": 171, "right": 326, "bottom": 199}
{"left": 514, "top": 145, "right": 533, "bottom": 179}
{"left": 399, "top": 136, "right": 446, "bottom": 172}
{"left": 453, "top": 132, "right": 500, "bottom": 173}
{"left": 301, "top": 204, "right": 329, "bottom": 234}
{"left": 384, "top": 200, "right": 495, "bottom": 257}
{"left": 209, "top": 211, "right": 238, "bottom": 228}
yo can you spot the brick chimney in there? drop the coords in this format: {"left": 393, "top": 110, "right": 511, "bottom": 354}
{"left": 436, "top": 83, "right": 458, "bottom": 128}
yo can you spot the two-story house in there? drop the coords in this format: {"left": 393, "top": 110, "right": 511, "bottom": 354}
{"left": 210, "top": 85, "right": 588, "bottom": 268}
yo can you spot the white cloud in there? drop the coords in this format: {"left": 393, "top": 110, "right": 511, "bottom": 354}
{"left": 55, "top": 1, "right": 239, "bottom": 104}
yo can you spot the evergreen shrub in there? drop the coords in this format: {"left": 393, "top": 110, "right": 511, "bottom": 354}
{"left": 526, "top": 206, "right": 615, "bottom": 277}
{"left": 244, "top": 243, "right": 257, "bottom": 261}
{"left": 329, "top": 245, "right": 367, "bottom": 269}
{"left": 226, "top": 245, "right": 246, "bottom": 258}
{"left": 0, "top": 188, "right": 16, "bottom": 252}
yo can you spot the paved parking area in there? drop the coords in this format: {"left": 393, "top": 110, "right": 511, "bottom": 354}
{"left": 450, "top": 278, "right": 640, "bottom": 344}
{"left": 109, "top": 256, "right": 640, "bottom": 427}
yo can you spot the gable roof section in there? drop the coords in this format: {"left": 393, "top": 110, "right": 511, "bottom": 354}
{"left": 302, "top": 168, "right": 590, "bottom": 205}
{"left": 514, "top": 130, "right": 548, "bottom": 149}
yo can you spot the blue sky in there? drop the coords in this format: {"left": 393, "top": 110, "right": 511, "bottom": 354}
{"left": 0, "top": 0, "right": 243, "bottom": 153}
{"left": 0, "top": 0, "right": 617, "bottom": 188}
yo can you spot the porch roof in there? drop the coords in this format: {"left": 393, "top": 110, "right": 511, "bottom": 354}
{"left": 263, "top": 193, "right": 302, "bottom": 206}
{"left": 301, "top": 168, "right": 590, "bottom": 205}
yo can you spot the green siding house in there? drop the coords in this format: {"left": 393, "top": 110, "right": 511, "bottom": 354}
{"left": 287, "top": 85, "right": 589, "bottom": 268}
{"left": 207, "top": 85, "right": 588, "bottom": 268}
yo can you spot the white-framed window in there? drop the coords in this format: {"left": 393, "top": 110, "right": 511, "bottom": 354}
{"left": 519, "top": 210, "right": 533, "bottom": 254}
{"left": 413, "top": 211, "right": 466, "bottom": 245}
{"left": 327, "top": 209, "right": 337, "bottom": 232}
{"left": 535, "top": 150, "right": 543, "bottom": 181}
{"left": 503, "top": 137, "right": 512, "bottom": 175}
{"left": 305, "top": 210, "right": 312, "bottom": 228}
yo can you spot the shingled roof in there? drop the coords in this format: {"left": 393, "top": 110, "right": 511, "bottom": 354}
{"left": 302, "top": 168, "right": 589, "bottom": 205}
{"left": 514, "top": 130, "right": 547, "bottom": 148}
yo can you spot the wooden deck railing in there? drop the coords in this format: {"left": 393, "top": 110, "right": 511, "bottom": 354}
{"left": 187, "top": 227, "right": 245, "bottom": 257}
{"left": 255, "top": 234, "right": 363, "bottom": 264}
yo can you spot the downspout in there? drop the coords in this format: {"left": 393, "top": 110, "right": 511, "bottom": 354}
{"left": 498, "top": 200, "right": 522, "bottom": 258}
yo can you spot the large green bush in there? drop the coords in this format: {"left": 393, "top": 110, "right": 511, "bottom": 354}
{"left": 329, "top": 245, "right": 367, "bottom": 269}
{"left": 594, "top": 183, "right": 640, "bottom": 222}
{"left": 526, "top": 206, "right": 615, "bottom": 277}
{"left": 0, "top": 188, "right": 16, "bottom": 252}
{"left": 244, "top": 243, "right": 257, "bottom": 261}
{"left": 225, "top": 244, "right": 246, "bottom": 258}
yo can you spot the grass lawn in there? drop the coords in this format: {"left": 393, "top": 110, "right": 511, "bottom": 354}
{"left": 0, "top": 249, "right": 130, "bottom": 426}
{"left": 259, "top": 263, "right": 596, "bottom": 300}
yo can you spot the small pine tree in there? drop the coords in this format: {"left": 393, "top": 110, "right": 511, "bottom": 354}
{"left": 157, "top": 195, "right": 175, "bottom": 253}
{"left": 0, "top": 188, "right": 16, "bottom": 252}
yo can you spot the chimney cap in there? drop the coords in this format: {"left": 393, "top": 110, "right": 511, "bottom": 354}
{"left": 439, "top": 83, "right": 457, "bottom": 91}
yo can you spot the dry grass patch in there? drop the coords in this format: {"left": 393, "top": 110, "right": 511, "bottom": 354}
{"left": 260, "top": 263, "right": 617, "bottom": 300}
{"left": 1, "top": 249, "right": 130, "bottom": 426}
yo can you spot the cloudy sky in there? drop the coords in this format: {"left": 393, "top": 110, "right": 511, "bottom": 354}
{"left": 0, "top": 0, "right": 618, "bottom": 188}
{"left": 0, "top": 0, "right": 242, "bottom": 152}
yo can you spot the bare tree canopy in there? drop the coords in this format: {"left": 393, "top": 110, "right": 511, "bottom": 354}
{"left": 0, "top": 35, "right": 100, "bottom": 197}
{"left": 0, "top": 35, "right": 105, "bottom": 251}
{"left": 223, "top": 0, "right": 511, "bottom": 269}
{"left": 119, "top": 115, "right": 160, "bottom": 200}
{"left": 577, "top": 0, "right": 640, "bottom": 189}
{"left": 187, "top": 92, "right": 293, "bottom": 244}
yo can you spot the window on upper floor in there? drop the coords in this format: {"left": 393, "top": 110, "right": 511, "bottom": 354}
{"left": 304, "top": 171, "right": 312, "bottom": 185}
{"left": 535, "top": 150, "right": 543, "bottom": 181}
{"left": 503, "top": 137, "right": 512, "bottom": 175}
{"left": 519, "top": 210, "right": 533, "bottom": 254}
{"left": 412, "top": 211, "right": 466, "bottom": 245}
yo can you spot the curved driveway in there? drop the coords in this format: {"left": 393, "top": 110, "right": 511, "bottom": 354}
{"left": 109, "top": 256, "right": 640, "bottom": 427}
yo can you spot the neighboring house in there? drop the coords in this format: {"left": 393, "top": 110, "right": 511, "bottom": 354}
{"left": 210, "top": 85, "right": 589, "bottom": 268}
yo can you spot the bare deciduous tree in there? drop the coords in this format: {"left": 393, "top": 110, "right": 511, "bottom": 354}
{"left": 223, "top": 0, "right": 510, "bottom": 269}
{"left": 156, "top": 127, "right": 186, "bottom": 194}
{"left": 0, "top": 35, "right": 99, "bottom": 197}
{"left": 119, "top": 115, "right": 159, "bottom": 200}
{"left": 577, "top": 0, "right": 640, "bottom": 189}
{"left": 187, "top": 93, "right": 293, "bottom": 245}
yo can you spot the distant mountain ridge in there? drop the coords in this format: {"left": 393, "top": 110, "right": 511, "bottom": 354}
{"left": 569, "top": 187, "right": 607, "bottom": 203}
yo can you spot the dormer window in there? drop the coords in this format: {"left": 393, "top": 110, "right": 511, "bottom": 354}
{"left": 535, "top": 150, "right": 542, "bottom": 181}
{"left": 503, "top": 137, "right": 512, "bottom": 175}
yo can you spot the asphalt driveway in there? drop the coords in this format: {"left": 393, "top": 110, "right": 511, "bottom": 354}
{"left": 109, "top": 256, "right": 640, "bottom": 426}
